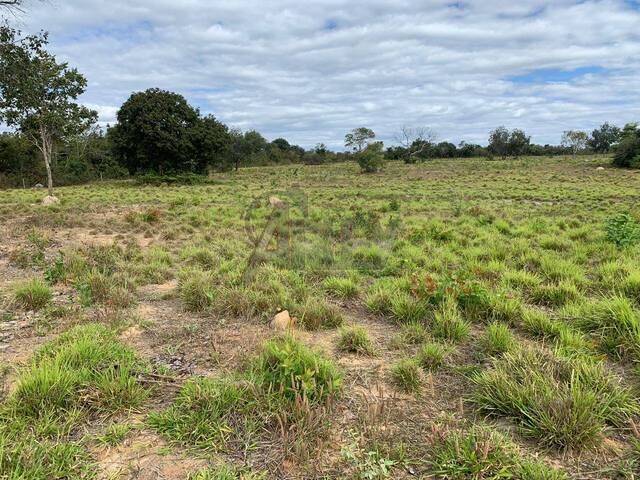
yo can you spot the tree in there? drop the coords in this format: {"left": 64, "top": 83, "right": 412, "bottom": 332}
{"left": 612, "top": 123, "right": 640, "bottom": 169}
{"left": 508, "top": 129, "right": 530, "bottom": 157}
{"left": 0, "top": 26, "right": 97, "bottom": 196}
{"left": 356, "top": 141, "right": 385, "bottom": 173}
{"left": 561, "top": 130, "right": 588, "bottom": 157}
{"left": 271, "top": 138, "right": 290, "bottom": 151}
{"left": 588, "top": 122, "right": 620, "bottom": 153}
{"left": 345, "top": 127, "right": 375, "bottom": 153}
{"left": 395, "top": 126, "right": 436, "bottom": 163}
{"left": 111, "top": 88, "right": 198, "bottom": 174}
{"left": 488, "top": 126, "right": 510, "bottom": 158}
{"left": 189, "top": 114, "right": 232, "bottom": 172}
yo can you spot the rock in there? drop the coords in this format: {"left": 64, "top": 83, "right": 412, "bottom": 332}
{"left": 42, "top": 195, "right": 59, "bottom": 206}
{"left": 270, "top": 310, "right": 295, "bottom": 330}
{"left": 34, "top": 183, "right": 44, "bottom": 189}
{"left": 596, "top": 166, "right": 605, "bottom": 171}
{"left": 269, "top": 196, "right": 287, "bottom": 209}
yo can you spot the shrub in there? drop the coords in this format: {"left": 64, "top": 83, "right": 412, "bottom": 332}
{"left": 252, "top": 336, "right": 342, "bottom": 405}
{"left": 356, "top": 142, "right": 385, "bottom": 173}
{"left": 417, "top": 342, "right": 449, "bottom": 371}
{"left": 605, "top": 212, "right": 640, "bottom": 248}
{"left": 337, "top": 326, "right": 375, "bottom": 355}
{"left": 13, "top": 278, "right": 52, "bottom": 311}
{"left": 390, "top": 358, "right": 424, "bottom": 393}
{"left": 479, "top": 321, "right": 515, "bottom": 357}
{"left": 472, "top": 346, "right": 637, "bottom": 448}
{"left": 612, "top": 123, "right": 640, "bottom": 168}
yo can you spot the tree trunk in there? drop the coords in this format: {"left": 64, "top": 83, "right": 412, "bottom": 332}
{"left": 41, "top": 129, "right": 54, "bottom": 196}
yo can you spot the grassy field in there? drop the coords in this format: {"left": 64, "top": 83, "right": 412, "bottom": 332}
{"left": 1, "top": 155, "right": 640, "bottom": 479}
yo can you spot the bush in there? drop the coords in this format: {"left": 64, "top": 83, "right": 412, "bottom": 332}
{"left": 612, "top": 123, "right": 640, "bottom": 168}
{"left": 605, "top": 212, "right": 640, "bottom": 248}
{"left": 13, "top": 278, "right": 52, "bottom": 311}
{"left": 356, "top": 142, "right": 385, "bottom": 173}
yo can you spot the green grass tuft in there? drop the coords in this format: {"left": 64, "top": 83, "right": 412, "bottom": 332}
{"left": 13, "top": 278, "right": 52, "bottom": 311}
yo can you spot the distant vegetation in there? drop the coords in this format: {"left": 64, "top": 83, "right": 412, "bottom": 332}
{"left": 0, "top": 22, "right": 638, "bottom": 187}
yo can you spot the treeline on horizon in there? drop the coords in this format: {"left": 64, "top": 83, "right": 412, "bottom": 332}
{"left": 1, "top": 23, "right": 639, "bottom": 189}
{"left": 1, "top": 87, "right": 636, "bottom": 188}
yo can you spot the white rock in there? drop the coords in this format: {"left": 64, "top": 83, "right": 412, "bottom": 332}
{"left": 596, "top": 167, "right": 605, "bottom": 171}
{"left": 42, "top": 195, "right": 59, "bottom": 206}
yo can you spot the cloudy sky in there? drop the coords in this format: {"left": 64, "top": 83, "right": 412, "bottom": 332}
{"left": 7, "top": 0, "right": 640, "bottom": 149}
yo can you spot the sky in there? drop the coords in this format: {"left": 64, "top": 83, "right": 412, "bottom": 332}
{"left": 5, "top": 0, "right": 640, "bottom": 149}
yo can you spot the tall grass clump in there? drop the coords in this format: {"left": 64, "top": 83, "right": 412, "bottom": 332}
{"left": 149, "top": 377, "right": 254, "bottom": 451}
{"left": 296, "top": 298, "right": 343, "bottom": 330}
{"left": 178, "top": 268, "right": 216, "bottom": 312}
{"left": 0, "top": 324, "right": 146, "bottom": 478}
{"left": 337, "top": 326, "right": 375, "bottom": 355}
{"left": 429, "top": 426, "right": 567, "bottom": 480}
{"left": 13, "top": 278, "right": 52, "bottom": 311}
{"left": 252, "top": 335, "right": 342, "bottom": 405}
{"left": 567, "top": 295, "right": 640, "bottom": 361}
{"left": 432, "top": 296, "right": 470, "bottom": 343}
{"left": 323, "top": 276, "right": 359, "bottom": 299}
{"left": 472, "top": 346, "right": 637, "bottom": 448}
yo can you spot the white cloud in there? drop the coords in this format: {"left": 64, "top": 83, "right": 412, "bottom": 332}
{"left": 6, "top": 0, "right": 640, "bottom": 148}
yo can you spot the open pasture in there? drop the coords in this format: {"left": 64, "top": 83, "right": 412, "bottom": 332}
{"left": 1, "top": 155, "right": 640, "bottom": 479}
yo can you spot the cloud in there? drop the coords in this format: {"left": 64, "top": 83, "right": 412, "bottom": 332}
{"left": 7, "top": 0, "right": 640, "bottom": 148}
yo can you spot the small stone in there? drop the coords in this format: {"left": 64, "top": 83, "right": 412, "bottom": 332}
{"left": 596, "top": 166, "right": 605, "bottom": 171}
{"left": 270, "top": 310, "right": 295, "bottom": 330}
{"left": 42, "top": 195, "right": 59, "bottom": 206}
{"left": 34, "top": 183, "right": 44, "bottom": 189}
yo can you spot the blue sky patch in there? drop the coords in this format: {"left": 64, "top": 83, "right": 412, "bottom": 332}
{"left": 507, "top": 66, "right": 607, "bottom": 84}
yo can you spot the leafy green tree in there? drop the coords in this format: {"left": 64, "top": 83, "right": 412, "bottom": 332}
{"left": 271, "top": 138, "right": 290, "bottom": 151}
{"left": 561, "top": 130, "right": 588, "bottom": 157}
{"left": 345, "top": 127, "right": 375, "bottom": 153}
{"left": 0, "top": 26, "right": 97, "bottom": 196}
{"left": 507, "top": 129, "right": 530, "bottom": 157}
{"left": 588, "top": 122, "right": 620, "bottom": 153}
{"left": 613, "top": 123, "right": 640, "bottom": 168}
{"left": 357, "top": 141, "right": 385, "bottom": 173}
{"left": 188, "top": 114, "right": 232, "bottom": 172}
{"left": 488, "top": 126, "right": 510, "bottom": 158}
{"left": 110, "top": 88, "right": 200, "bottom": 174}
